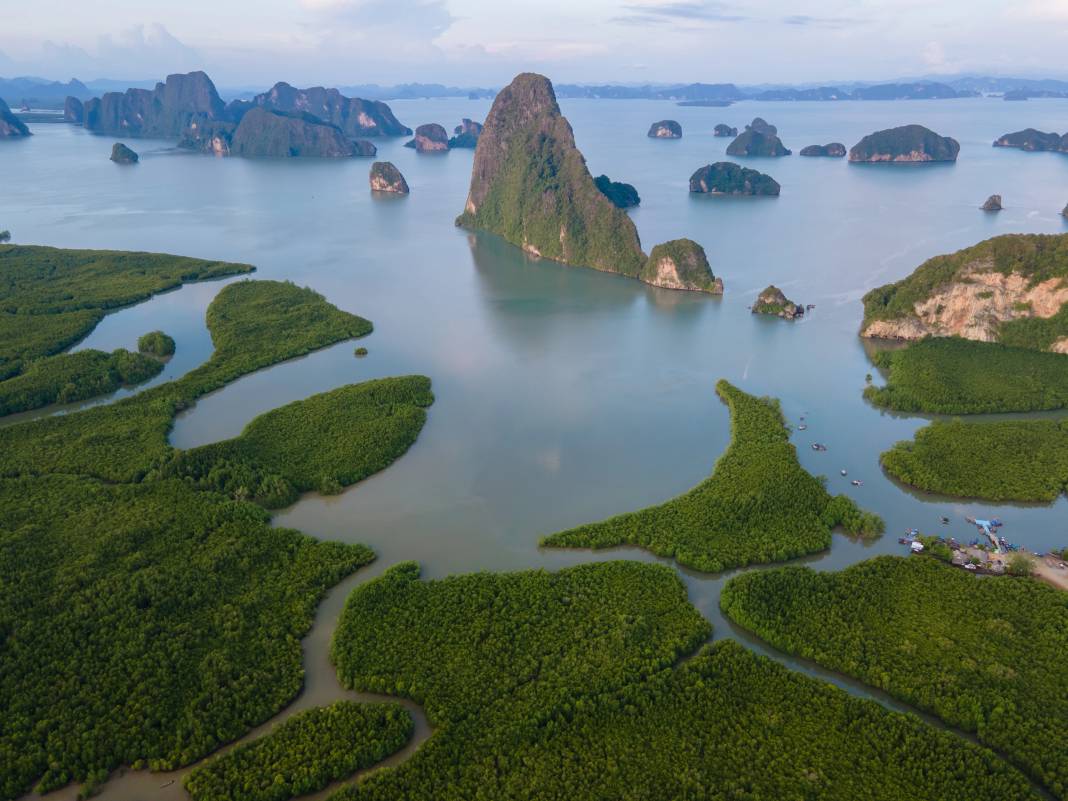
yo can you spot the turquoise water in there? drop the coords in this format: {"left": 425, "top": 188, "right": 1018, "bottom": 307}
{"left": 5, "top": 94, "right": 1068, "bottom": 801}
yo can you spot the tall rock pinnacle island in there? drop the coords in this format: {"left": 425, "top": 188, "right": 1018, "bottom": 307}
{"left": 456, "top": 73, "right": 645, "bottom": 277}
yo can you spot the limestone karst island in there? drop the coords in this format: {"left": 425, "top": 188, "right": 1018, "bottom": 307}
{"left": 3, "top": 4, "right": 1068, "bottom": 801}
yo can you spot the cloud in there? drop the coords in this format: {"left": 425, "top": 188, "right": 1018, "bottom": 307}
{"left": 301, "top": 0, "right": 455, "bottom": 37}
{"left": 782, "top": 14, "right": 861, "bottom": 28}
{"left": 611, "top": 1, "right": 746, "bottom": 26}
{"left": 95, "top": 23, "right": 202, "bottom": 74}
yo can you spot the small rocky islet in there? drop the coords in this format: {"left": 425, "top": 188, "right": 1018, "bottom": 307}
{"left": 369, "top": 161, "right": 409, "bottom": 194}
{"left": 648, "top": 119, "right": 682, "bottom": 138}
{"left": 713, "top": 123, "right": 738, "bottom": 137}
{"left": 981, "top": 194, "right": 1003, "bottom": 211}
{"left": 689, "top": 162, "right": 780, "bottom": 196}
{"left": 640, "top": 239, "right": 723, "bottom": 294}
{"left": 799, "top": 142, "right": 846, "bottom": 157}
{"left": 405, "top": 123, "right": 450, "bottom": 152}
{"left": 752, "top": 285, "right": 804, "bottom": 319}
{"left": 109, "top": 143, "right": 138, "bottom": 164}
{"left": 726, "top": 118, "right": 791, "bottom": 157}
{"left": 848, "top": 124, "right": 959, "bottom": 163}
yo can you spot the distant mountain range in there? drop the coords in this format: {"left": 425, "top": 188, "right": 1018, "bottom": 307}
{"left": 4, "top": 74, "right": 1068, "bottom": 110}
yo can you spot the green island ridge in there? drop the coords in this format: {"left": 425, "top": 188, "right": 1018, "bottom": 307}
{"left": 860, "top": 234, "right": 1068, "bottom": 348}
{"left": 689, "top": 162, "right": 781, "bottom": 196}
{"left": 721, "top": 556, "right": 1068, "bottom": 799}
{"left": 184, "top": 702, "right": 413, "bottom": 801}
{"left": 725, "top": 117, "right": 791, "bottom": 157}
{"left": 752, "top": 284, "right": 804, "bottom": 318}
{"left": 849, "top": 124, "right": 960, "bottom": 162}
{"left": 880, "top": 418, "right": 1068, "bottom": 503}
{"left": 866, "top": 337, "right": 1068, "bottom": 414}
{"left": 0, "top": 347, "right": 163, "bottom": 416}
{"left": 541, "top": 380, "right": 882, "bottom": 572}
{"left": 159, "top": 376, "right": 434, "bottom": 507}
{"left": 326, "top": 560, "right": 1037, "bottom": 801}
{"left": 455, "top": 72, "right": 646, "bottom": 278}
{"left": 0, "top": 273, "right": 433, "bottom": 800}
{"left": 138, "top": 330, "right": 176, "bottom": 357}
{"left": 0, "top": 279, "right": 372, "bottom": 482}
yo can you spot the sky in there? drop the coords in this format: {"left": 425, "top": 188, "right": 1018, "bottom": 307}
{"left": 2, "top": 0, "right": 1068, "bottom": 88}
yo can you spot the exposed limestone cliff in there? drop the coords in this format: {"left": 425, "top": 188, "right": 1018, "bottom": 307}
{"left": 370, "top": 161, "right": 409, "bottom": 194}
{"left": 404, "top": 123, "right": 450, "bottom": 152}
{"left": 639, "top": 239, "right": 722, "bottom": 293}
{"left": 231, "top": 82, "right": 410, "bottom": 138}
{"left": 84, "top": 72, "right": 226, "bottom": 139}
{"left": 63, "top": 96, "right": 84, "bottom": 124}
{"left": 457, "top": 73, "right": 645, "bottom": 278}
{"left": 981, "top": 194, "right": 1003, "bottom": 211}
{"left": 0, "top": 98, "right": 30, "bottom": 138}
{"left": 752, "top": 285, "right": 803, "bottom": 318}
{"left": 861, "top": 234, "right": 1068, "bottom": 350}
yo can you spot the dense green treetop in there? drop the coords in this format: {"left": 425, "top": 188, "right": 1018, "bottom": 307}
{"left": 184, "top": 702, "right": 413, "bottom": 801}
{"left": 542, "top": 380, "right": 882, "bottom": 572}
{"left": 0, "top": 475, "right": 372, "bottom": 801}
{"left": 326, "top": 560, "right": 1036, "bottom": 801}
{"left": 456, "top": 73, "right": 645, "bottom": 278}
{"left": 880, "top": 417, "right": 1068, "bottom": 503}
{"left": 138, "top": 330, "right": 176, "bottom": 357}
{"left": 0, "top": 244, "right": 251, "bottom": 379}
{"left": 0, "top": 347, "right": 162, "bottom": 417}
{"left": 866, "top": 337, "right": 1068, "bottom": 414}
{"left": 849, "top": 124, "right": 960, "bottom": 162}
{"left": 0, "top": 280, "right": 372, "bottom": 482}
{"left": 159, "top": 376, "right": 433, "bottom": 507}
{"left": 722, "top": 556, "right": 1068, "bottom": 798}
{"left": 861, "top": 233, "right": 1068, "bottom": 328}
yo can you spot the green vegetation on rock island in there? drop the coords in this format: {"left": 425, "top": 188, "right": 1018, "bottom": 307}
{"left": 721, "top": 556, "right": 1068, "bottom": 799}
{"left": 110, "top": 142, "right": 139, "bottom": 163}
{"left": 326, "top": 560, "right": 1037, "bottom": 801}
{"left": 689, "top": 162, "right": 780, "bottom": 196}
{"left": 593, "top": 174, "right": 640, "bottom": 209}
{"left": 726, "top": 118, "right": 791, "bottom": 157}
{"left": 138, "top": 330, "right": 176, "bottom": 357}
{"left": 861, "top": 234, "right": 1068, "bottom": 347}
{"left": 456, "top": 72, "right": 645, "bottom": 278}
{"left": 880, "top": 418, "right": 1068, "bottom": 502}
{"left": 639, "top": 238, "right": 722, "bottom": 293}
{"left": 0, "top": 270, "right": 432, "bottom": 801}
{"left": 752, "top": 284, "right": 803, "bottom": 318}
{"left": 541, "top": 380, "right": 882, "bottom": 572}
{"left": 866, "top": 337, "right": 1068, "bottom": 413}
{"left": 184, "top": 702, "right": 413, "bottom": 801}
{"left": 849, "top": 124, "right": 960, "bottom": 162}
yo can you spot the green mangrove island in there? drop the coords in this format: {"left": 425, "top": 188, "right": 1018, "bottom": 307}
{"left": 0, "top": 256, "right": 437, "bottom": 800}
{"left": 324, "top": 559, "right": 1037, "bottom": 801}
{"left": 542, "top": 380, "right": 881, "bottom": 572}
{"left": 722, "top": 556, "right": 1068, "bottom": 799}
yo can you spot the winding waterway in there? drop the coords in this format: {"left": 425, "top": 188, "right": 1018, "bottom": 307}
{"left": 4, "top": 95, "right": 1068, "bottom": 798}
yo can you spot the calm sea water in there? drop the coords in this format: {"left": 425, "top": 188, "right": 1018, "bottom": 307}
{"left": 4, "top": 98, "right": 1068, "bottom": 798}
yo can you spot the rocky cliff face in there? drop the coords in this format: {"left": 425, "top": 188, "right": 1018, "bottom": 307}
{"left": 369, "top": 161, "right": 409, "bottom": 193}
{"left": 648, "top": 120, "right": 682, "bottom": 138}
{"left": 63, "top": 96, "right": 84, "bottom": 123}
{"left": 457, "top": 73, "right": 645, "bottom": 278}
{"left": 84, "top": 72, "right": 226, "bottom": 138}
{"left": 232, "top": 82, "right": 411, "bottom": 138}
{"left": 861, "top": 234, "right": 1068, "bottom": 348}
{"left": 993, "top": 128, "right": 1066, "bottom": 152}
{"left": 800, "top": 143, "right": 846, "bottom": 157}
{"left": 726, "top": 118, "right": 791, "bottom": 156}
{"left": 405, "top": 123, "right": 449, "bottom": 152}
{"left": 849, "top": 125, "right": 959, "bottom": 162}
{"left": 228, "top": 109, "right": 357, "bottom": 157}
{"left": 689, "top": 162, "right": 780, "bottom": 196}
{"left": 449, "top": 118, "right": 483, "bottom": 148}
{"left": 0, "top": 98, "right": 30, "bottom": 137}
{"left": 640, "top": 239, "right": 722, "bottom": 293}
{"left": 109, "top": 143, "right": 138, "bottom": 164}
{"left": 753, "top": 285, "right": 803, "bottom": 318}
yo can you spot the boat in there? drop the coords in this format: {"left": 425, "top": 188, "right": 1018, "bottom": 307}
{"left": 840, "top": 469, "right": 847, "bottom": 476}
{"left": 851, "top": 479, "right": 863, "bottom": 486}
